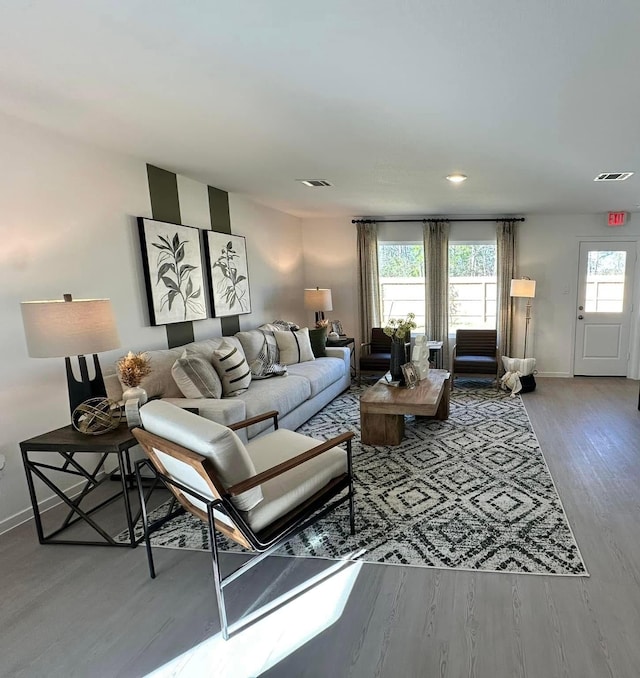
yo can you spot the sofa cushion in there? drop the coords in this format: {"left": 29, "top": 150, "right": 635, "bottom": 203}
{"left": 286, "top": 357, "right": 345, "bottom": 397}
{"left": 243, "top": 429, "right": 347, "bottom": 532}
{"left": 139, "top": 400, "right": 263, "bottom": 511}
{"left": 235, "top": 375, "right": 311, "bottom": 437}
{"left": 275, "top": 328, "right": 315, "bottom": 365}
{"left": 212, "top": 340, "right": 252, "bottom": 396}
{"left": 171, "top": 349, "right": 222, "bottom": 399}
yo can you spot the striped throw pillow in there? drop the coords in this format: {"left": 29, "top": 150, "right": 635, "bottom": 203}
{"left": 212, "top": 340, "right": 252, "bottom": 396}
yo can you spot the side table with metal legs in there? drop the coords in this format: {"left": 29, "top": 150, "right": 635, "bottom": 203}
{"left": 20, "top": 423, "right": 145, "bottom": 547}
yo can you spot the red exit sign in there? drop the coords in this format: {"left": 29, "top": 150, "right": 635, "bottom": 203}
{"left": 608, "top": 211, "right": 627, "bottom": 226}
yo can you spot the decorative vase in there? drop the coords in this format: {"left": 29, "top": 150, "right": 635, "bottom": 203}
{"left": 389, "top": 340, "right": 406, "bottom": 385}
{"left": 122, "top": 385, "right": 148, "bottom": 406}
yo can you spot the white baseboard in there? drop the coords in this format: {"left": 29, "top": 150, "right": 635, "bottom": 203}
{"left": 536, "top": 372, "right": 572, "bottom": 378}
{"left": 0, "top": 474, "right": 107, "bottom": 536}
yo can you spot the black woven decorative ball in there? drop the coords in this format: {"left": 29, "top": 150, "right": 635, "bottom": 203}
{"left": 72, "top": 397, "right": 122, "bottom": 435}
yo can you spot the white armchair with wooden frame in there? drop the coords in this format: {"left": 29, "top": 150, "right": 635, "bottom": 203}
{"left": 133, "top": 400, "right": 355, "bottom": 640}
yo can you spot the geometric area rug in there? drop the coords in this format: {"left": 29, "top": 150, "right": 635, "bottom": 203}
{"left": 122, "top": 380, "right": 588, "bottom": 576}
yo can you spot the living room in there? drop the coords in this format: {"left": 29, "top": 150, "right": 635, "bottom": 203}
{"left": 2, "top": 2, "right": 640, "bottom": 677}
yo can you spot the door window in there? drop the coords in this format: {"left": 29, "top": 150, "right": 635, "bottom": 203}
{"left": 585, "top": 250, "right": 626, "bottom": 313}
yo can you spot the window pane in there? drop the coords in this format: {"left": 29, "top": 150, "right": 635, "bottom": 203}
{"left": 585, "top": 250, "right": 626, "bottom": 313}
{"left": 448, "top": 243, "right": 497, "bottom": 331}
{"left": 378, "top": 243, "right": 425, "bottom": 332}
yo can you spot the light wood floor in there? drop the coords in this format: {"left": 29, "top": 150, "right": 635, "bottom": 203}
{"left": 2, "top": 377, "right": 640, "bottom": 678}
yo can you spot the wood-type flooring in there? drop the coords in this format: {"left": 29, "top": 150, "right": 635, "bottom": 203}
{"left": 1, "top": 377, "right": 639, "bottom": 677}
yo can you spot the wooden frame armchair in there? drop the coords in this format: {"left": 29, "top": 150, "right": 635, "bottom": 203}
{"left": 451, "top": 329, "right": 499, "bottom": 387}
{"left": 132, "top": 400, "right": 355, "bottom": 640}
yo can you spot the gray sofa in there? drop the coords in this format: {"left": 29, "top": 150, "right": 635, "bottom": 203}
{"left": 104, "top": 330, "right": 350, "bottom": 439}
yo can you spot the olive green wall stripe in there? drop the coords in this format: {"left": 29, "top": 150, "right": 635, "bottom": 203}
{"left": 166, "top": 322, "right": 195, "bottom": 349}
{"left": 146, "top": 163, "right": 195, "bottom": 348}
{"left": 208, "top": 186, "right": 232, "bottom": 234}
{"left": 147, "top": 164, "right": 182, "bottom": 224}
{"left": 208, "top": 186, "right": 240, "bottom": 335}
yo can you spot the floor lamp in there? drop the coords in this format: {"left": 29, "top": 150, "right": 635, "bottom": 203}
{"left": 510, "top": 278, "right": 536, "bottom": 358}
{"left": 21, "top": 294, "right": 121, "bottom": 416}
{"left": 304, "top": 287, "right": 333, "bottom": 324}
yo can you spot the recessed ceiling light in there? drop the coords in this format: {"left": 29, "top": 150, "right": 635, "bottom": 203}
{"left": 594, "top": 172, "right": 634, "bottom": 181}
{"left": 297, "top": 179, "right": 333, "bottom": 188}
{"left": 446, "top": 174, "right": 468, "bottom": 184}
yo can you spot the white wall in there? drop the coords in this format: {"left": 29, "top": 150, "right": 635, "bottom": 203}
{"left": 301, "top": 218, "right": 358, "bottom": 339}
{"left": 519, "top": 214, "right": 640, "bottom": 377}
{"left": 0, "top": 113, "right": 305, "bottom": 531}
{"left": 228, "top": 194, "right": 305, "bottom": 331}
{"left": 301, "top": 214, "right": 640, "bottom": 378}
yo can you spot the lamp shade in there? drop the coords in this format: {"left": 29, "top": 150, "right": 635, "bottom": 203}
{"left": 304, "top": 288, "right": 333, "bottom": 312}
{"left": 510, "top": 279, "right": 536, "bottom": 298}
{"left": 21, "top": 298, "right": 120, "bottom": 358}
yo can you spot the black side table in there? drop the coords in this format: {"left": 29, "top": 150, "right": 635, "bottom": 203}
{"left": 326, "top": 336, "right": 356, "bottom": 378}
{"left": 20, "top": 423, "right": 142, "bottom": 547}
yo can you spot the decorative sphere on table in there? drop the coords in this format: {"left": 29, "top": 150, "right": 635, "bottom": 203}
{"left": 72, "top": 397, "right": 122, "bottom": 435}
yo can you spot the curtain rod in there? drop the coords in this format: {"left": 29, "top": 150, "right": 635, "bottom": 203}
{"left": 351, "top": 217, "right": 525, "bottom": 224}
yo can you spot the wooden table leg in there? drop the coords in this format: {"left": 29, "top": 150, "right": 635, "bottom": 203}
{"left": 435, "top": 377, "right": 450, "bottom": 420}
{"left": 360, "top": 411, "right": 404, "bottom": 445}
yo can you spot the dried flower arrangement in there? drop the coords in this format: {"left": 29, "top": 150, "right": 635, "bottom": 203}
{"left": 117, "top": 351, "right": 152, "bottom": 388}
{"left": 315, "top": 318, "right": 330, "bottom": 329}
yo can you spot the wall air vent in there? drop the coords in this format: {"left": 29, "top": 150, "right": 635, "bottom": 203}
{"left": 594, "top": 172, "right": 634, "bottom": 181}
{"left": 297, "top": 179, "right": 333, "bottom": 187}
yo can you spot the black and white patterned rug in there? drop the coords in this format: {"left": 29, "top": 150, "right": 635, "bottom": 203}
{"left": 128, "top": 381, "right": 588, "bottom": 575}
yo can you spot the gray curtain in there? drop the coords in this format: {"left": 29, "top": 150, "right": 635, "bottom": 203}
{"left": 357, "top": 222, "right": 381, "bottom": 342}
{"left": 423, "top": 220, "right": 450, "bottom": 367}
{"left": 496, "top": 219, "right": 517, "bottom": 360}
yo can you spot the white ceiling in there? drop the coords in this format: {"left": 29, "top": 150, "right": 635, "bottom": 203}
{"left": 1, "top": 0, "right": 640, "bottom": 218}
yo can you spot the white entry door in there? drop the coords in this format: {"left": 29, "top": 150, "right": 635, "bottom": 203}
{"left": 574, "top": 241, "right": 636, "bottom": 376}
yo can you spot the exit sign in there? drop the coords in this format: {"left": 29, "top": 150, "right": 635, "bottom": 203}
{"left": 608, "top": 211, "right": 627, "bottom": 226}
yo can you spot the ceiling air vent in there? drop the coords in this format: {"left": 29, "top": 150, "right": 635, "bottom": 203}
{"left": 297, "top": 179, "right": 333, "bottom": 187}
{"left": 594, "top": 172, "right": 634, "bottom": 182}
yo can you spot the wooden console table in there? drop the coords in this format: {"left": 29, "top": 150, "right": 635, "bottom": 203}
{"left": 359, "top": 369, "right": 450, "bottom": 446}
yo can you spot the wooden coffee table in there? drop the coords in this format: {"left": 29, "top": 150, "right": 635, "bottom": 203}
{"left": 360, "top": 369, "right": 450, "bottom": 446}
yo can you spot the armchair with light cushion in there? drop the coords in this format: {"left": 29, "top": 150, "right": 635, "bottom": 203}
{"left": 451, "top": 329, "right": 499, "bottom": 388}
{"left": 133, "top": 400, "right": 355, "bottom": 640}
{"left": 359, "top": 327, "right": 410, "bottom": 384}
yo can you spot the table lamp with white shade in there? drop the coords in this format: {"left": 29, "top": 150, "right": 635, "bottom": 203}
{"left": 21, "top": 294, "right": 121, "bottom": 415}
{"left": 304, "top": 287, "right": 333, "bottom": 324}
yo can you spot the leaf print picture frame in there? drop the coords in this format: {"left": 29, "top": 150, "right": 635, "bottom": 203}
{"left": 204, "top": 231, "right": 252, "bottom": 318}
{"left": 137, "top": 218, "right": 208, "bottom": 325}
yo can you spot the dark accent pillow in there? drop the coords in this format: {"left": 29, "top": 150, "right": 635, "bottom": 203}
{"left": 309, "top": 327, "right": 328, "bottom": 358}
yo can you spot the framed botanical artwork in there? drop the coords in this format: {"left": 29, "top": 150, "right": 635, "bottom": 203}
{"left": 137, "top": 218, "right": 207, "bottom": 325}
{"left": 204, "top": 232, "right": 252, "bottom": 317}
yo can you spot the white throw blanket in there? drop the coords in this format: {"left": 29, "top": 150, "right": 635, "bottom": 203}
{"left": 501, "top": 370, "right": 523, "bottom": 396}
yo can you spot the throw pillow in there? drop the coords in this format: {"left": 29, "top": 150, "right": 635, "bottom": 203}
{"left": 308, "top": 327, "right": 328, "bottom": 358}
{"left": 259, "top": 320, "right": 300, "bottom": 332}
{"left": 250, "top": 331, "right": 286, "bottom": 379}
{"left": 275, "top": 327, "right": 315, "bottom": 365}
{"left": 171, "top": 350, "right": 222, "bottom": 399}
{"left": 212, "top": 340, "right": 252, "bottom": 396}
